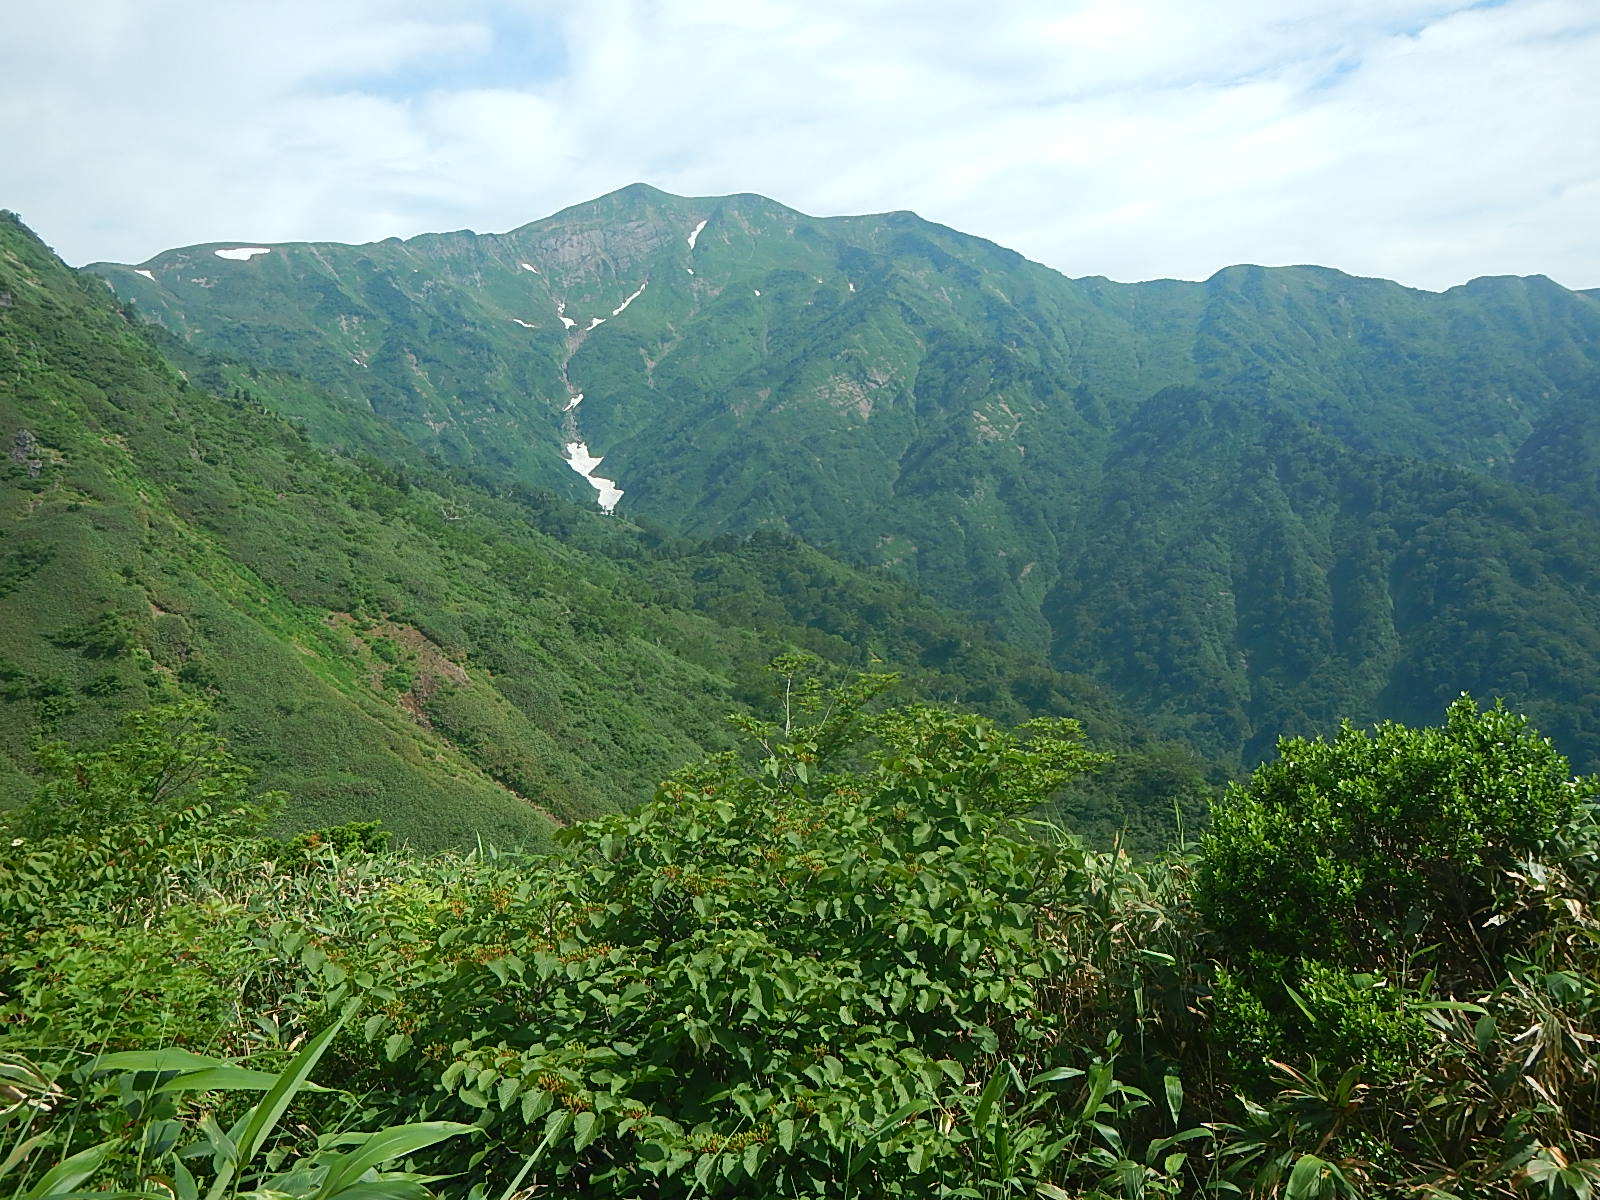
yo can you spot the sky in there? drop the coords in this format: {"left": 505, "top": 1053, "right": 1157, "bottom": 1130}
{"left": 1, "top": 0, "right": 1596, "bottom": 290}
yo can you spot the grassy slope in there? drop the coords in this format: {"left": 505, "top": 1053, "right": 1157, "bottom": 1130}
{"left": 7, "top": 211, "right": 1197, "bottom": 847}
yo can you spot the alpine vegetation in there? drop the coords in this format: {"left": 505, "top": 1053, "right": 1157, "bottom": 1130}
{"left": 3, "top": 669, "right": 1597, "bottom": 1198}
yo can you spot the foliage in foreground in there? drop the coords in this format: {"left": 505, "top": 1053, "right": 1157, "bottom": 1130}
{"left": 2, "top": 672, "right": 1598, "bottom": 1198}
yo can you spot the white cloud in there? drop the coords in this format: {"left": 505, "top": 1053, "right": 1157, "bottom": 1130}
{"left": 0, "top": 0, "right": 1595, "bottom": 289}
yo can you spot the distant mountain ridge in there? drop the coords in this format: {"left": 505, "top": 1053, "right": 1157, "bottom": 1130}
{"left": 84, "top": 185, "right": 1600, "bottom": 767}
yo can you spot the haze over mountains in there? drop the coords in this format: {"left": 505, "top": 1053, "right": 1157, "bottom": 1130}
{"left": 80, "top": 184, "right": 1600, "bottom": 771}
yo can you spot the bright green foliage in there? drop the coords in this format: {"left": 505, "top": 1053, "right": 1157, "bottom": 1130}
{"left": 283, "top": 819, "right": 392, "bottom": 856}
{"left": 0, "top": 680, "right": 1210, "bottom": 1198}
{"left": 17, "top": 700, "right": 265, "bottom": 842}
{"left": 346, "top": 675, "right": 1120, "bottom": 1196}
{"left": 4, "top": 692, "right": 1600, "bottom": 1197}
{"left": 1287, "top": 962, "right": 1432, "bottom": 1086}
{"left": 2, "top": 702, "right": 270, "bottom": 934}
{"left": 1197, "top": 696, "right": 1590, "bottom": 969}
{"left": 1, "top": 704, "right": 274, "bottom": 1050}
{"left": 1, "top": 1016, "right": 478, "bottom": 1199}
{"left": 1195, "top": 698, "right": 1600, "bottom": 1190}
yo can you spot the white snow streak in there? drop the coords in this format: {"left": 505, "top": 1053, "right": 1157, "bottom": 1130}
{"left": 557, "top": 300, "right": 576, "bottom": 329}
{"left": 214, "top": 247, "right": 271, "bottom": 261}
{"left": 687, "top": 219, "right": 707, "bottom": 250}
{"left": 134, "top": 268, "right": 156, "bottom": 281}
{"left": 586, "top": 316, "right": 605, "bottom": 330}
{"left": 848, "top": 281, "right": 856, "bottom": 292}
{"left": 519, "top": 262, "right": 540, "bottom": 273}
{"left": 563, "top": 441, "right": 623, "bottom": 513}
{"left": 611, "top": 281, "right": 647, "bottom": 316}
{"left": 510, "top": 318, "right": 535, "bottom": 329}
{"left": 564, "top": 393, "right": 584, "bottom": 412}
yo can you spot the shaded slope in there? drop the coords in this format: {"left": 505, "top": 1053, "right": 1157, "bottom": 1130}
{"left": 1046, "top": 387, "right": 1600, "bottom": 763}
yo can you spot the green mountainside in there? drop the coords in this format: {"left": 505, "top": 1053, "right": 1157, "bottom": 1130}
{"left": 4, "top": 210, "right": 1189, "bottom": 846}
{"left": 8, "top": 186, "right": 1600, "bottom": 1199}
{"left": 87, "top": 184, "right": 1600, "bottom": 768}
{"left": 1046, "top": 387, "right": 1600, "bottom": 760}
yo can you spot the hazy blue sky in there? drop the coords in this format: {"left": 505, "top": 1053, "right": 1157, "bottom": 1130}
{"left": 3, "top": 0, "right": 1596, "bottom": 288}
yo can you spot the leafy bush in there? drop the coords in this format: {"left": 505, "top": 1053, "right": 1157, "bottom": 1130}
{"left": 1196, "top": 696, "right": 1590, "bottom": 974}
{"left": 1197, "top": 697, "right": 1600, "bottom": 1193}
{"left": 12, "top": 700, "right": 269, "bottom": 845}
{"left": 7, "top": 688, "right": 1600, "bottom": 1198}
{"left": 346, "top": 671, "right": 1127, "bottom": 1196}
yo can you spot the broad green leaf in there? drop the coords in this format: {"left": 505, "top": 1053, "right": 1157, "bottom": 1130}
{"left": 571, "top": 1111, "right": 598, "bottom": 1154}
{"left": 208, "top": 1008, "right": 352, "bottom": 1200}
{"left": 0, "top": 1134, "right": 47, "bottom": 1186}
{"left": 1027, "top": 1067, "right": 1084, "bottom": 1088}
{"left": 89, "top": 1049, "right": 230, "bottom": 1075}
{"left": 1162, "top": 1073, "right": 1183, "bottom": 1126}
{"left": 17, "top": 1139, "right": 118, "bottom": 1199}
{"left": 972, "top": 1070, "right": 1008, "bottom": 1129}
{"left": 1286, "top": 1153, "right": 1331, "bottom": 1200}
{"left": 153, "top": 1068, "right": 286, "bottom": 1094}
{"left": 316, "top": 1122, "right": 477, "bottom": 1198}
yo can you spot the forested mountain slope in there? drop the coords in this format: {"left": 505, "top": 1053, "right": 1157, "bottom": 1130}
{"left": 87, "top": 185, "right": 1600, "bottom": 768}
{"left": 1046, "top": 387, "right": 1600, "bottom": 760}
{"left": 6, "top": 211, "right": 1192, "bottom": 846}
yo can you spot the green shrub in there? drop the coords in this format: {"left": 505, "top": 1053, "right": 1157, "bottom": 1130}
{"left": 290, "top": 818, "right": 391, "bottom": 856}
{"left": 347, "top": 674, "right": 1119, "bottom": 1197}
{"left": 7, "top": 691, "right": 1597, "bottom": 1199}
{"left": 1, "top": 906, "right": 255, "bottom": 1052}
{"left": 9, "top": 699, "right": 269, "bottom": 845}
{"left": 1288, "top": 961, "right": 1432, "bottom": 1084}
{"left": 1196, "top": 696, "right": 1590, "bottom": 974}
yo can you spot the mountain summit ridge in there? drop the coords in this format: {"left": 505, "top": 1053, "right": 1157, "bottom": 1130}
{"left": 85, "top": 183, "right": 1593, "bottom": 294}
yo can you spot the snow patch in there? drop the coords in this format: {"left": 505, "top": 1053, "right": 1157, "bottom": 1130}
{"left": 557, "top": 301, "right": 576, "bottom": 329}
{"left": 685, "top": 267, "right": 694, "bottom": 275}
{"left": 848, "top": 281, "right": 856, "bottom": 292}
{"left": 753, "top": 289, "right": 761, "bottom": 296}
{"left": 611, "top": 281, "right": 647, "bottom": 316}
{"left": 564, "top": 393, "right": 584, "bottom": 412}
{"left": 586, "top": 316, "right": 606, "bottom": 330}
{"left": 687, "top": 219, "right": 707, "bottom": 249}
{"left": 134, "top": 269, "right": 156, "bottom": 281}
{"left": 563, "top": 441, "right": 623, "bottom": 512}
{"left": 511, "top": 318, "right": 536, "bottom": 329}
{"left": 214, "top": 247, "right": 271, "bottom": 261}
{"left": 519, "top": 262, "right": 540, "bottom": 273}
